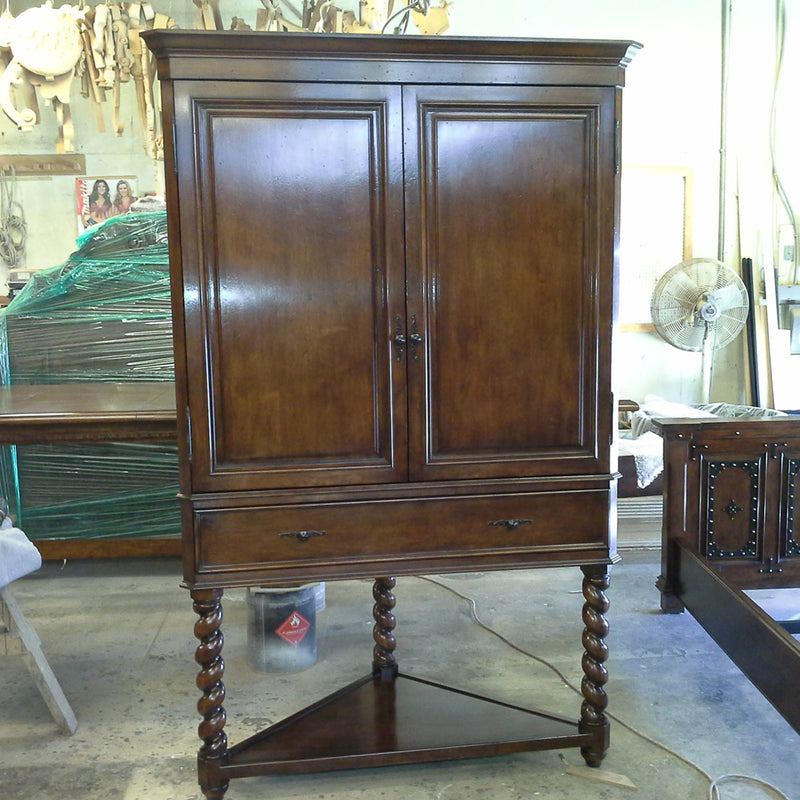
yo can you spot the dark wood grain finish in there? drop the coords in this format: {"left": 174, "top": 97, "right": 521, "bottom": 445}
{"left": 657, "top": 417, "right": 800, "bottom": 600}
{"left": 0, "top": 382, "right": 179, "bottom": 559}
{"left": 175, "top": 82, "right": 406, "bottom": 491}
{"left": 192, "top": 588, "right": 229, "bottom": 800}
{"left": 404, "top": 85, "right": 614, "bottom": 481}
{"left": 671, "top": 542, "right": 800, "bottom": 734}
{"left": 191, "top": 488, "right": 611, "bottom": 583}
{"left": 371, "top": 577, "right": 397, "bottom": 677}
{"left": 143, "top": 31, "right": 637, "bottom": 797}
{"left": 170, "top": 82, "right": 613, "bottom": 493}
{"left": 579, "top": 564, "right": 611, "bottom": 766}
{"left": 222, "top": 673, "right": 593, "bottom": 776}
{"left": 34, "top": 538, "right": 180, "bottom": 560}
{"left": 143, "top": 30, "right": 639, "bottom": 86}
{"left": 0, "top": 383, "right": 176, "bottom": 444}
{"left": 656, "top": 417, "right": 800, "bottom": 735}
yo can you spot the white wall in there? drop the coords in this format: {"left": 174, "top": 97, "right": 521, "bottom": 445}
{"left": 0, "top": 0, "right": 797, "bottom": 407}
{"left": 0, "top": 82, "right": 160, "bottom": 274}
{"left": 447, "top": 1, "right": 730, "bottom": 405}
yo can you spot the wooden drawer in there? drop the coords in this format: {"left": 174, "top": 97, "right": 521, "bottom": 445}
{"left": 192, "top": 489, "right": 610, "bottom": 582}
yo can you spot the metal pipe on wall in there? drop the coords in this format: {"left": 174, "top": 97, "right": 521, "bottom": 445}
{"left": 718, "top": 0, "right": 732, "bottom": 264}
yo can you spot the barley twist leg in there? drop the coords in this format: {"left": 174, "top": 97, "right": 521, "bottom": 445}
{"left": 372, "top": 576, "right": 398, "bottom": 680}
{"left": 579, "top": 565, "right": 610, "bottom": 767}
{"left": 192, "top": 588, "right": 229, "bottom": 799}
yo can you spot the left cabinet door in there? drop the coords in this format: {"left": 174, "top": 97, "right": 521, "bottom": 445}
{"left": 170, "top": 82, "right": 408, "bottom": 492}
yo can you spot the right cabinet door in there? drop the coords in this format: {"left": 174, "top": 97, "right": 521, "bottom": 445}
{"left": 402, "top": 85, "right": 618, "bottom": 481}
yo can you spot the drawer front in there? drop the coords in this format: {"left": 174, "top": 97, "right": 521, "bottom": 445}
{"left": 193, "top": 490, "right": 610, "bottom": 578}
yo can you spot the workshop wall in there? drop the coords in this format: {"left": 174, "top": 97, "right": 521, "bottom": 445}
{"left": 1, "top": 0, "right": 796, "bottom": 408}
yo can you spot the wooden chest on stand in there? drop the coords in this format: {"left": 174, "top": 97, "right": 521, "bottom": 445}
{"left": 143, "top": 30, "right": 639, "bottom": 798}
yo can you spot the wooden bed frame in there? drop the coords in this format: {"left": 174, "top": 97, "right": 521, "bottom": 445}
{"left": 655, "top": 416, "right": 800, "bottom": 733}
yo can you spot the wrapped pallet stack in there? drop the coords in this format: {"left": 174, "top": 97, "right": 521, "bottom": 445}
{"left": 0, "top": 212, "right": 179, "bottom": 544}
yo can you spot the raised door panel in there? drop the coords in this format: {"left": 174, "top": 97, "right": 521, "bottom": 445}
{"left": 772, "top": 443, "right": 800, "bottom": 565}
{"left": 783, "top": 454, "right": 800, "bottom": 559}
{"left": 697, "top": 452, "right": 766, "bottom": 563}
{"left": 403, "top": 86, "right": 616, "bottom": 481}
{"left": 172, "top": 83, "right": 407, "bottom": 492}
{"left": 689, "top": 435, "right": 800, "bottom": 571}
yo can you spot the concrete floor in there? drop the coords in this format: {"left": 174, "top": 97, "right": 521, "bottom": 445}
{"left": 2, "top": 534, "right": 799, "bottom": 800}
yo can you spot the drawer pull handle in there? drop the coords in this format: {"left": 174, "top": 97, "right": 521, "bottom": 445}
{"left": 489, "top": 518, "right": 533, "bottom": 531}
{"left": 278, "top": 529, "right": 327, "bottom": 543}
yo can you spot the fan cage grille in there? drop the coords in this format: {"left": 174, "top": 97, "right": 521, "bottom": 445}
{"left": 650, "top": 258, "right": 749, "bottom": 352}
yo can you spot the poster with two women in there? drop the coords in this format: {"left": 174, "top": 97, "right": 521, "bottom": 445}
{"left": 76, "top": 177, "right": 139, "bottom": 234}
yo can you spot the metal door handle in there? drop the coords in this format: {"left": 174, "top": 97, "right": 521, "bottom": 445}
{"left": 278, "top": 529, "right": 327, "bottom": 543}
{"left": 408, "top": 314, "right": 422, "bottom": 361}
{"left": 394, "top": 316, "right": 406, "bottom": 361}
{"left": 489, "top": 519, "right": 534, "bottom": 531}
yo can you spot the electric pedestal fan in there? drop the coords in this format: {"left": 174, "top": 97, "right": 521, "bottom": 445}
{"left": 650, "top": 257, "right": 750, "bottom": 401}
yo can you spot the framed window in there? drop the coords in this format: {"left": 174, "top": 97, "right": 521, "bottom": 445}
{"left": 618, "top": 166, "right": 693, "bottom": 330}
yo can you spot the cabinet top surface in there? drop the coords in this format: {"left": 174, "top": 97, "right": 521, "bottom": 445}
{"left": 142, "top": 30, "right": 640, "bottom": 84}
{"left": 653, "top": 416, "right": 800, "bottom": 438}
{"left": 0, "top": 382, "right": 177, "bottom": 444}
{"left": 142, "top": 29, "right": 640, "bottom": 59}
{"left": 0, "top": 382, "right": 175, "bottom": 417}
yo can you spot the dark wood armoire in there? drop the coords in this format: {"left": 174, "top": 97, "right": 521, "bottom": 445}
{"left": 144, "top": 30, "right": 639, "bottom": 799}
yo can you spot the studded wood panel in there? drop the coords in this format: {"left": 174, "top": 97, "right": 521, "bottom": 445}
{"left": 786, "top": 458, "right": 799, "bottom": 557}
{"left": 704, "top": 459, "right": 762, "bottom": 560}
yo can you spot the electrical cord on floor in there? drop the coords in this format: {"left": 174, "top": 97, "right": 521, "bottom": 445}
{"left": 417, "top": 576, "right": 790, "bottom": 800}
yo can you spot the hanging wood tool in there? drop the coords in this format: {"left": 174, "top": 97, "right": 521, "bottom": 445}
{"left": 0, "top": 2, "right": 83, "bottom": 152}
{"left": 0, "top": 1, "right": 447, "bottom": 158}
{"left": 193, "top": 0, "right": 222, "bottom": 30}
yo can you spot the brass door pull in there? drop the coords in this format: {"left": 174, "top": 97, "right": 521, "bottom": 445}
{"left": 393, "top": 316, "right": 406, "bottom": 361}
{"left": 278, "top": 529, "right": 327, "bottom": 542}
{"left": 409, "top": 314, "right": 422, "bottom": 361}
{"left": 489, "top": 519, "right": 534, "bottom": 531}
{"left": 394, "top": 315, "right": 423, "bottom": 361}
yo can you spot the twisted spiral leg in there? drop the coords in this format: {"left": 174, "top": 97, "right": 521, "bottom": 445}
{"left": 192, "top": 589, "right": 229, "bottom": 799}
{"left": 372, "top": 577, "right": 398, "bottom": 679}
{"left": 579, "top": 565, "right": 611, "bottom": 767}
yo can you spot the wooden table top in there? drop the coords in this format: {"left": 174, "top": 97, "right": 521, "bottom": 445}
{"left": 0, "top": 382, "right": 177, "bottom": 444}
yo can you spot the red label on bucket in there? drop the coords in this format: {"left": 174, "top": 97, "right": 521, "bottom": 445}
{"left": 275, "top": 610, "right": 311, "bottom": 647}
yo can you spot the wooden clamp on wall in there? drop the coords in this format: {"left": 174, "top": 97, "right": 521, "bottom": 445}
{"left": 0, "top": 154, "right": 86, "bottom": 177}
